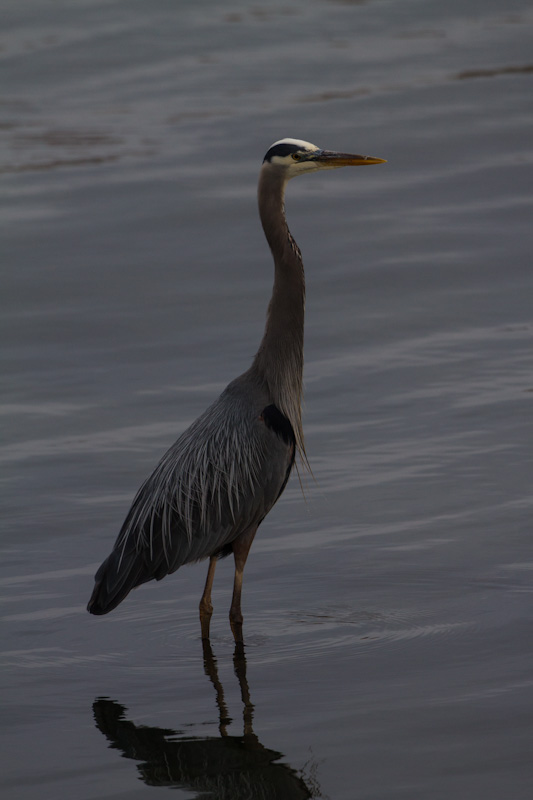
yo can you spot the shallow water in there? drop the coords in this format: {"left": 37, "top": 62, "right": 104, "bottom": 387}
{"left": 2, "top": 1, "right": 533, "bottom": 798}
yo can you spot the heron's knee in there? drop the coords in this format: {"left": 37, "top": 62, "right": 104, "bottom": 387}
{"left": 199, "top": 599, "right": 213, "bottom": 617}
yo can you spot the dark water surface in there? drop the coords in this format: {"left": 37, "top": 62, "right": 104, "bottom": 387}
{"left": 2, "top": 1, "right": 533, "bottom": 798}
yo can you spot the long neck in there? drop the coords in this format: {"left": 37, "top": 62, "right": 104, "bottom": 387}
{"left": 251, "top": 166, "right": 307, "bottom": 464}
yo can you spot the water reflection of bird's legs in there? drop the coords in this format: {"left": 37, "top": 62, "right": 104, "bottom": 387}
{"left": 202, "top": 638, "right": 232, "bottom": 736}
{"left": 233, "top": 642, "right": 255, "bottom": 738}
{"left": 202, "top": 638, "right": 256, "bottom": 740}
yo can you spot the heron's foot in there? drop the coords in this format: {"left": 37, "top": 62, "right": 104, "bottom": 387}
{"left": 199, "top": 599, "right": 213, "bottom": 640}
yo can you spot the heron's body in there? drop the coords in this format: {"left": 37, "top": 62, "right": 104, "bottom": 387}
{"left": 89, "top": 373, "right": 295, "bottom": 616}
{"left": 88, "top": 138, "right": 385, "bottom": 640}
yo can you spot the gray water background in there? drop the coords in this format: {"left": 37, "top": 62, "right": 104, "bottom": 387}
{"left": 1, "top": 1, "right": 533, "bottom": 798}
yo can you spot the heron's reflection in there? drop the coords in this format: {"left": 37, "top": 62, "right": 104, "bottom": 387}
{"left": 93, "top": 641, "right": 314, "bottom": 799}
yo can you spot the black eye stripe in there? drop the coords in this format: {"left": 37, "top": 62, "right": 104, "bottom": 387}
{"left": 263, "top": 143, "right": 302, "bottom": 162}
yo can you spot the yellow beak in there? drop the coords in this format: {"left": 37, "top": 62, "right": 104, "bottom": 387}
{"left": 315, "top": 151, "right": 387, "bottom": 166}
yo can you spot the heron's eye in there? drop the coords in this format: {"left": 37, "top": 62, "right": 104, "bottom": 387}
{"left": 291, "top": 153, "right": 301, "bottom": 161}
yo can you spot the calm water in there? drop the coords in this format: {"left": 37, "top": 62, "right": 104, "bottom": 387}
{"left": 2, "top": 1, "right": 533, "bottom": 798}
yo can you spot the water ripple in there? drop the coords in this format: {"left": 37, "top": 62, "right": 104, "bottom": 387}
{"left": 252, "top": 605, "right": 474, "bottom": 664}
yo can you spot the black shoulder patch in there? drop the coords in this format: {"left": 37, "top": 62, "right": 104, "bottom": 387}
{"left": 263, "top": 142, "right": 300, "bottom": 163}
{"left": 261, "top": 404, "right": 295, "bottom": 445}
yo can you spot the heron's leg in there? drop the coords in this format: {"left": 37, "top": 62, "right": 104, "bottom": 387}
{"left": 229, "top": 525, "right": 258, "bottom": 643}
{"left": 199, "top": 555, "right": 217, "bottom": 640}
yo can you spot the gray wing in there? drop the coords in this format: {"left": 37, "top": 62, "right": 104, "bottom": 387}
{"left": 88, "top": 375, "right": 295, "bottom": 614}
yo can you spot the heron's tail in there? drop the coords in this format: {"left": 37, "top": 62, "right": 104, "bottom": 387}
{"left": 87, "top": 545, "right": 150, "bottom": 615}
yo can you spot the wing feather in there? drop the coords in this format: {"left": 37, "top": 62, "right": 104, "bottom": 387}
{"left": 87, "top": 377, "right": 294, "bottom": 615}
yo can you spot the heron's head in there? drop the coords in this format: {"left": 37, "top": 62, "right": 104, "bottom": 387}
{"left": 262, "top": 137, "right": 386, "bottom": 181}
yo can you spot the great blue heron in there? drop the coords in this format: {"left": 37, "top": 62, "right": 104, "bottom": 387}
{"left": 88, "top": 138, "right": 385, "bottom": 641}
